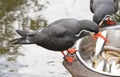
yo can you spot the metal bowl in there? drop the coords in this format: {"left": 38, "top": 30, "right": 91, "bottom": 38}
{"left": 76, "top": 26, "right": 120, "bottom": 76}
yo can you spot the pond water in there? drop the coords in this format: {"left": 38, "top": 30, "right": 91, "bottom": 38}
{"left": 0, "top": 0, "right": 93, "bottom": 77}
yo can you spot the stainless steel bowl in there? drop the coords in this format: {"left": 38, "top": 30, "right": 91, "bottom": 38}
{"left": 76, "top": 25, "right": 120, "bottom": 76}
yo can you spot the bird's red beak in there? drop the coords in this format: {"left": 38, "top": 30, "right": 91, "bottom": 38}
{"left": 93, "top": 32, "right": 109, "bottom": 43}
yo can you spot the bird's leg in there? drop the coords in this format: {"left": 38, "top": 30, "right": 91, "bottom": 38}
{"left": 61, "top": 51, "right": 74, "bottom": 63}
{"left": 61, "top": 48, "right": 76, "bottom": 63}
{"left": 66, "top": 48, "right": 77, "bottom": 62}
{"left": 61, "top": 51, "right": 66, "bottom": 57}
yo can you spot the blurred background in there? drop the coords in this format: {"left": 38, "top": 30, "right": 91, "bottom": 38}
{"left": 0, "top": 0, "right": 120, "bottom": 77}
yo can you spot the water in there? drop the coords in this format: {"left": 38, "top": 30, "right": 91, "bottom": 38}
{"left": 43, "top": 0, "right": 92, "bottom": 22}
{"left": 0, "top": 0, "right": 93, "bottom": 77}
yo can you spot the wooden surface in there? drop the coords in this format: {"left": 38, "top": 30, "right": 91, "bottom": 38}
{"left": 63, "top": 54, "right": 117, "bottom": 77}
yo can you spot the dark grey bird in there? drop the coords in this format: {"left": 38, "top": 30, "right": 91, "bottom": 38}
{"left": 10, "top": 18, "right": 107, "bottom": 63}
{"left": 90, "top": 0, "right": 118, "bottom": 25}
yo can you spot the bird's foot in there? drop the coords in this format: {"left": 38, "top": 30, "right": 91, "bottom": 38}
{"left": 62, "top": 48, "right": 77, "bottom": 63}
{"left": 65, "top": 56, "right": 75, "bottom": 63}
{"left": 61, "top": 48, "right": 77, "bottom": 63}
{"left": 67, "top": 48, "right": 77, "bottom": 54}
{"left": 65, "top": 48, "right": 77, "bottom": 63}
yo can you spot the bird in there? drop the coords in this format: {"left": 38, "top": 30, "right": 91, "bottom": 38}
{"left": 10, "top": 18, "right": 107, "bottom": 63}
{"left": 90, "top": 0, "right": 118, "bottom": 25}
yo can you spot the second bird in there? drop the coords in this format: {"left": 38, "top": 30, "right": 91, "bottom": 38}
{"left": 90, "top": 0, "right": 118, "bottom": 25}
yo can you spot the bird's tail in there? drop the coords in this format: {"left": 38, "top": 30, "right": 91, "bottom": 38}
{"left": 16, "top": 30, "right": 29, "bottom": 38}
{"left": 9, "top": 30, "right": 33, "bottom": 44}
{"left": 9, "top": 38, "right": 31, "bottom": 44}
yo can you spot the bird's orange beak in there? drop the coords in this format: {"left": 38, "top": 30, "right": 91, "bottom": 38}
{"left": 93, "top": 32, "right": 109, "bottom": 43}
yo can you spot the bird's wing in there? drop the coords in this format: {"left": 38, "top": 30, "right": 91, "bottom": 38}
{"left": 114, "top": 0, "right": 118, "bottom": 12}
{"left": 47, "top": 25, "right": 75, "bottom": 39}
{"left": 51, "top": 27, "right": 69, "bottom": 38}
{"left": 90, "top": 0, "right": 94, "bottom": 13}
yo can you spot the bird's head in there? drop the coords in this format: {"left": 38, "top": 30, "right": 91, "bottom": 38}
{"left": 79, "top": 20, "right": 108, "bottom": 42}
{"left": 93, "top": 11, "right": 106, "bottom": 25}
{"left": 80, "top": 30, "right": 108, "bottom": 42}
{"left": 93, "top": 5, "right": 114, "bottom": 25}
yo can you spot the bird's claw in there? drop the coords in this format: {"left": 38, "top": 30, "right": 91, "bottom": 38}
{"left": 66, "top": 48, "right": 77, "bottom": 63}
{"left": 65, "top": 56, "right": 75, "bottom": 63}
{"left": 67, "top": 48, "right": 77, "bottom": 54}
{"left": 62, "top": 48, "right": 77, "bottom": 63}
